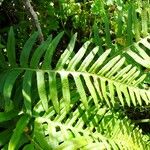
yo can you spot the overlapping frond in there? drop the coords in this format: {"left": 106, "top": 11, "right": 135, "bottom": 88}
{"left": 1, "top": 30, "right": 150, "bottom": 114}
{"left": 0, "top": 27, "right": 150, "bottom": 149}
{"left": 32, "top": 98, "right": 149, "bottom": 150}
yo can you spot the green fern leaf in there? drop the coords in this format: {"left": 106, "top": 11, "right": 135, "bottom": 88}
{"left": 20, "top": 32, "right": 39, "bottom": 67}
{"left": 3, "top": 70, "right": 23, "bottom": 111}
{"left": 8, "top": 114, "right": 30, "bottom": 150}
{"left": 6, "top": 27, "right": 16, "bottom": 67}
{"left": 126, "top": 35, "right": 150, "bottom": 69}
{"left": 33, "top": 99, "right": 149, "bottom": 150}
{"left": 42, "top": 32, "right": 64, "bottom": 69}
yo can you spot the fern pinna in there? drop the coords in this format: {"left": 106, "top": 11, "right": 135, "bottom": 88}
{"left": 0, "top": 26, "right": 150, "bottom": 149}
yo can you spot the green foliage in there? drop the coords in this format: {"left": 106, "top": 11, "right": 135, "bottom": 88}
{"left": 0, "top": 0, "right": 150, "bottom": 150}
{"left": 0, "top": 25, "right": 150, "bottom": 149}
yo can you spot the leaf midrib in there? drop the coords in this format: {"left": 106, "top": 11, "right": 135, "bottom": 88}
{"left": 6, "top": 67, "right": 145, "bottom": 91}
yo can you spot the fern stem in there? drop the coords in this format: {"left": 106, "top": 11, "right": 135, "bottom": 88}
{"left": 23, "top": 0, "right": 44, "bottom": 42}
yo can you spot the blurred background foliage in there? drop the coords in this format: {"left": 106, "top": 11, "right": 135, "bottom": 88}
{"left": 0, "top": 0, "right": 150, "bottom": 50}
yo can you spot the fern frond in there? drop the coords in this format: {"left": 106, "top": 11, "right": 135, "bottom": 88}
{"left": 1, "top": 25, "right": 150, "bottom": 150}
{"left": 2, "top": 32, "right": 150, "bottom": 113}
{"left": 52, "top": 38, "right": 149, "bottom": 110}
{"left": 33, "top": 98, "right": 149, "bottom": 150}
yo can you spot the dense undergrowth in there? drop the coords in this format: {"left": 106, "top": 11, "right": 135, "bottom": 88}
{"left": 0, "top": 0, "right": 150, "bottom": 149}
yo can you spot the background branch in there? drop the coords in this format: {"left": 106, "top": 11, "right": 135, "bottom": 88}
{"left": 24, "top": 0, "right": 44, "bottom": 42}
